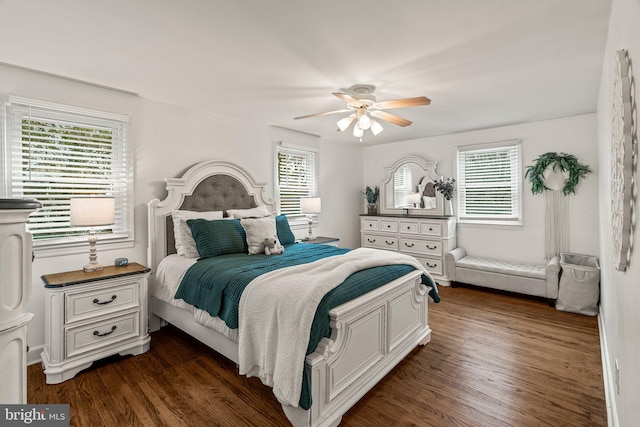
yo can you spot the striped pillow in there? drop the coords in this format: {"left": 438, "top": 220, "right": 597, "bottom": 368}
{"left": 187, "top": 218, "right": 248, "bottom": 258}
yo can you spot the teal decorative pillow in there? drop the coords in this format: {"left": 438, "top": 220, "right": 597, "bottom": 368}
{"left": 275, "top": 214, "right": 296, "bottom": 245}
{"left": 187, "top": 218, "right": 248, "bottom": 258}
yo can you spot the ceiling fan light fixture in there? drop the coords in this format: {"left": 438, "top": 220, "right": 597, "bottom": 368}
{"left": 336, "top": 114, "right": 355, "bottom": 132}
{"left": 353, "top": 125, "right": 364, "bottom": 138}
{"left": 357, "top": 114, "right": 371, "bottom": 130}
{"left": 370, "top": 120, "right": 383, "bottom": 136}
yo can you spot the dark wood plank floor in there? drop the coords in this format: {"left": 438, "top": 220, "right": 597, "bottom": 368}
{"left": 28, "top": 286, "right": 607, "bottom": 426}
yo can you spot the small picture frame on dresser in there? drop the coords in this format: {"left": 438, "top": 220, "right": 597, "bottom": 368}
{"left": 402, "top": 208, "right": 409, "bottom": 216}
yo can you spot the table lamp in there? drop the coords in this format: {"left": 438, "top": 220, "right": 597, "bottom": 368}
{"left": 407, "top": 192, "right": 422, "bottom": 208}
{"left": 70, "top": 197, "right": 115, "bottom": 272}
{"left": 300, "top": 197, "right": 321, "bottom": 240}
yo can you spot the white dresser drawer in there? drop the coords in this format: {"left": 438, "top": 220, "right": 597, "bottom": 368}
{"left": 399, "top": 221, "right": 419, "bottom": 234}
{"left": 420, "top": 222, "right": 442, "bottom": 237}
{"left": 415, "top": 257, "right": 443, "bottom": 276}
{"left": 400, "top": 238, "right": 442, "bottom": 257}
{"left": 66, "top": 282, "right": 139, "bottom": 324}
{"left": 380, "top": 220, "right": 398, "bottom": 233}
{"left": 65, "top": 311, "right": 140, "bottom": 358}
{"left": 362, "top": 234, "right": 398, "bottom": 251}
{"left": 361, "top": 219, "right": 379, "bottom": 231}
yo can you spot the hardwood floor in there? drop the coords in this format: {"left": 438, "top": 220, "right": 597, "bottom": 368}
{"left": 28, "top": 286, "right": 607, "bottom": 426}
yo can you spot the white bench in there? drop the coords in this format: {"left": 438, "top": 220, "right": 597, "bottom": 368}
{"left": 445, "top": 247, "right": 560, "bottom": 304}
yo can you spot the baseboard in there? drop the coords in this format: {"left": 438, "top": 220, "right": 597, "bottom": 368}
{"left": 27, "top": 343, "right": 44, "bottom": 366}
{"left": 598, "top": 314, "right": 618, "bottom": 427}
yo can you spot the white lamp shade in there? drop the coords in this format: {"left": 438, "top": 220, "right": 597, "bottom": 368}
{"left": 407, "top": 193, "right": 422, "bottom": 205}
{"left": 300, "top": 197, "right": 321, "bottom": 214}
{"left": 357, "top": 114, "right": 371, "bottom": 130}
{"left": 370, "top": 120, "right": 384, "bottom": 136}
{"left": 70, "top": 197, "right": 115, "bottom": 226}
{"left": 337, "top": 114, "right": 355, "bottom": 132}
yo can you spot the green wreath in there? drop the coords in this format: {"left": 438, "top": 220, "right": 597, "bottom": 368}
{"left": 524, "top": 152, "right": 592, "bottom": 195}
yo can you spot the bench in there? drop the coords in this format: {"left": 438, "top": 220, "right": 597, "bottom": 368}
{"left": 445, "top": 247, "right": 560, "bottom": 304}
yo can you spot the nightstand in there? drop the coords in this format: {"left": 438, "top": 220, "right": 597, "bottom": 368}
{"left": 40, "top": 263, "right": 151, "bottom": 384}
{"left": 301, "top": 236, "right": 340, "bottom": 246}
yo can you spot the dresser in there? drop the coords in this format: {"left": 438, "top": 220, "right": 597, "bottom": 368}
{"left": 0, "top": 198, "right": 41, "bottom": 404}
{"left": 361, "top": 215, "right": 456, "bottom": 285}
{"left": 41, "top": 263, "right": 151, "bottom": 384}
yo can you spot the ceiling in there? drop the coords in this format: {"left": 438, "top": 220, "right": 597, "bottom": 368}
{"left": 0, "top": 0, "right": 612, "bottom": 145}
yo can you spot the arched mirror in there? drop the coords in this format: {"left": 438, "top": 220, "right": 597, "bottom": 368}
{"left": 380, "top": 155, "right": 445, "bottom": 216}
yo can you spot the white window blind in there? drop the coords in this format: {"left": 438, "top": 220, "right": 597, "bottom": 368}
{"left": 4, "top": 97, "right": 131, "bottom": 244}
{"left": 457, "top": 140, "right": 522, "bottom": 223}
{"left": 276, "top": 143, "right": 318, "bottom": 217}
{"left": 393, "top": 164, "right": 413, "bottom": 208}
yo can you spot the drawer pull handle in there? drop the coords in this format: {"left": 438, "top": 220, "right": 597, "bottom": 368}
{"left": 428, "top": 227, "right": 433, "bottom": 231}
{"left": 367, "top": 238, "right": 376, "bottom": 243}
{"left": 369, "top": 224, "right": 373, "bottom": 227}
{"left": 426, "top": 262, "right": 438, "bottom": 268}
{"left": 93, "top": 295, "right": 117, "bottom": 305}
{"left": 426, "top": 245, "right": 437, "bottom": 250}
{"left": 93, "top": 325, "right": 117, "bottom": 337}
{"left": 385, "top": 240, "right": 395, "bottom": 245}
{"left": 404, "top": 242, "right": 415, "bottom": 248}
{"left": 387, "top": 225, "right": 392, "bottom": 228}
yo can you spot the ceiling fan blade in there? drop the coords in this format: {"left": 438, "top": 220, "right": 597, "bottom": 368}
{"left": 294, "top": 109, "right": 351, "bottom": 120}
{"left": 370, "top": 110, "right": 413, "bottom": 127}
{"left": 373, "top": 96, "right": 431, "bottom": 110}
{"left": 333, "top": 92, "right": 359, "bottom": 104}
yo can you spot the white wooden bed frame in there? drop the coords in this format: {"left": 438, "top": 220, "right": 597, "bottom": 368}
{"left": 147, "top": 160, "right": 432, "bottom": 427}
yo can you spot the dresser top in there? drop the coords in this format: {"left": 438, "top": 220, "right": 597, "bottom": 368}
{"left": 360, "top": 214, "right": 453, "bottom": 219}
{"left": 42, "top": 263, "right": 150, "bottom": 288}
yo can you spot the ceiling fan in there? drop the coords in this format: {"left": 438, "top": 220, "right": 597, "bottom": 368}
{"left": 294, "top": 84, "right": 431, "bottom": 139}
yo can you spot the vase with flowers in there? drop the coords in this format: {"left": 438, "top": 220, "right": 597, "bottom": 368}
{"left": 362, "top": 185, "right": 380, "bottom": 215}
{"left": 433, "top": 177, "right": 456, "bottom": 216}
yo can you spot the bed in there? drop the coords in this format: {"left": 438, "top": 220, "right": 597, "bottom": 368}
{"left": 147, "top": 160, "right": 434, "bottom": 427}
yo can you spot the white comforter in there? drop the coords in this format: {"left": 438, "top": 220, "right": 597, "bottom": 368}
{"left": 238, "top": 247, "right": 430, "bottom": 408}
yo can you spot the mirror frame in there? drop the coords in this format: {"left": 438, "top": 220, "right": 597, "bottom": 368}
{"left": 380, "top": 155, "right": 444, "bottom": 217}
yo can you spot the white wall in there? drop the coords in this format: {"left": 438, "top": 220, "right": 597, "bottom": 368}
{"left": 0, "top": 64, "right": 364, "bottom": 364}
{"left": 596, "top": 0, "right": 640, "bottom": 425}
{"left": 364, "top": 114, "right": 600, "bottom": 264}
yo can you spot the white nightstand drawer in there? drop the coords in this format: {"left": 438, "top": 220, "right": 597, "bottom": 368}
{"left": 400, "top": 238, "right": 442, "bottom": 257}
{"left": 65, "top": 311, "right": 140, "bottom": 358}
{"left": 420, "top": 222, "right": 442, "bottom": 237}
{"left": 66, "top": 282, "right": 139, "bottom": 324}
{"left": 362, "top": 234, "right": 398, "bottom": 251}
{"left": 380, "top": 220, "right": 398, "bottom": 233}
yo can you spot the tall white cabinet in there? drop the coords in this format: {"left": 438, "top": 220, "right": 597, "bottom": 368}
{"left": 361, "top": 215, "right": 456, "bottom": 285}
{"left": 0, "top": 199, "right": 41, "bottom": 404}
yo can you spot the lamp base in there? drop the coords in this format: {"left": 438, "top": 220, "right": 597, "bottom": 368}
{"left": 83, "top": 261, "right": 104, "bottom": 273}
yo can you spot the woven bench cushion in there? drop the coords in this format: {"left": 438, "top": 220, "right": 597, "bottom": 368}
{"left": 456, "top": 256, "right": 546, "bottom": 280}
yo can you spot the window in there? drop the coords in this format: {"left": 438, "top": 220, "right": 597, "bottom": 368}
{"left": 457, "top": 140, "right": 522, "bottom": 224}
{"left": 275, "top": 142, "right": 318, "bottom": 218}
{"left": 393, "top": 164, "right": 413, "bottom": 208}
{"left": 3, "top": 96, "right": 132, "bottom": 247}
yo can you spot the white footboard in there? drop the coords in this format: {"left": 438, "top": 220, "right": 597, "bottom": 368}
{"left": 304, "top": 270, "right": 431, "bottom": 427}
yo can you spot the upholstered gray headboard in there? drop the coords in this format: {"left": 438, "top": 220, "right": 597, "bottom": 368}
{"left": 148, "top": 160, "right": 272, "bottom": 272}
{"left": 165, "top": 174, "right": 258, "bottom": 255}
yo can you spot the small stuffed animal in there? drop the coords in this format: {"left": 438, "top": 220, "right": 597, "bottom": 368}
{"left": 264, "top": 235, "right": 285, "bottom": 255}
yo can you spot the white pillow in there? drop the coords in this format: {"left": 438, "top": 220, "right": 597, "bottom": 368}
{"left": 423, "top": 196, "right": 437, "bottom": 209}
{"left": 172, "top": 210, "right": 224, "bottom": 257}
{"left": 227, "top": 205, "right": 271, "bottom": 219}
{"left": 240, "top": 216, "right": 276, "bottom": 255}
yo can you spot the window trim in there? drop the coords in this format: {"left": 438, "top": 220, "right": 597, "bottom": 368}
{"left": 456, "top": 139, "right": 523, "bottom": 226}
{"left": 2, "top": 95, "right": 134, "bottom": 254}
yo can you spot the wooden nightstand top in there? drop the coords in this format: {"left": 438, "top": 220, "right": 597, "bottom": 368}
{"left": 300, "top": 236, "right": 340, "bottom": 245}
{"left": 41, "top": 263, "right": 150, "bottom": 288}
